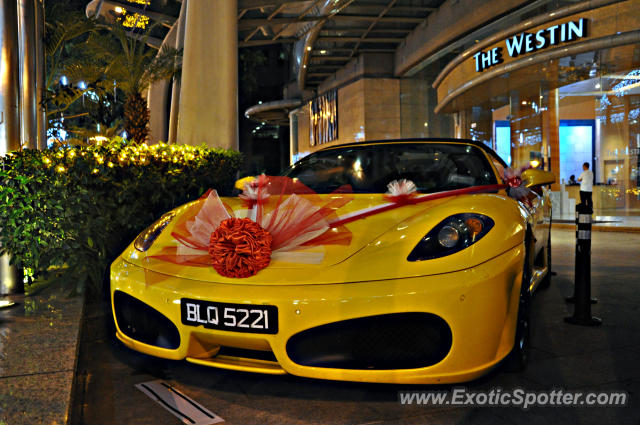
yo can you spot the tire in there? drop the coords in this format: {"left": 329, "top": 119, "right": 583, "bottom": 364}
{"left": 538, "top": 226, "right": 552, "bottom": 289}
{"left": 504, "top": 247, "right": 532, "bottom": 372}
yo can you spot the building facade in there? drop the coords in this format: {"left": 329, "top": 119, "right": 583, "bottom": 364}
{"left": 287, "top": 0, "right": 640, "bottom": 217}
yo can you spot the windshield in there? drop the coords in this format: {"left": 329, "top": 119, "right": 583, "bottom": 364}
{"left": 282, "top": 142, "right": 498, "bottom": 194}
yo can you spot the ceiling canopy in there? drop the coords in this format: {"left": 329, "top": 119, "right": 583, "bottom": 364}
{"left": 90, "top": 0, "right": 445, "bottom": 90}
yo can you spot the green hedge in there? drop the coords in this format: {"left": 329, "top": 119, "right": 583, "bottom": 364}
{"left": 0, "top": 138, "right": 242, "bottom": 294}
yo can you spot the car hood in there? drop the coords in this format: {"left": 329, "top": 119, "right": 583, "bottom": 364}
{"left": 120, "top": 192, "right": 526, "bottom": 285}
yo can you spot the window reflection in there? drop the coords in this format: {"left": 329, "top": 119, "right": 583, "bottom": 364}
{"left": 283, "top": 143, "right": 497, "bottom": 194}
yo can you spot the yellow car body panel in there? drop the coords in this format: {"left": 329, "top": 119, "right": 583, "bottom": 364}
{"left": 112, "top": 243, "right": 523, "bottom": 384}
{"left": 124, "top": 192, "right": 526, "bottom": 284}
{"left": 110, "top": 139, "right": 553, "bottom": 384}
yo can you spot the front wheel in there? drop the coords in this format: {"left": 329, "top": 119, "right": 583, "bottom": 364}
{"left": 504, "top": 253, "right": 532, "bottom": 372}
{"left": 538, "top": 231, "right": 552, "bottom": 289}
{"left": 539, "top": 217, "right": 552, "bottom": 289}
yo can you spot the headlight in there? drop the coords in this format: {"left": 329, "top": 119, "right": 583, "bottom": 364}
{"left": 134, "top": 211, "right": 176, "bottom": 252}
{"left": 407, "top": 213, "right": 494, "bottom": 261}
{"left": 437, "top": 225, "right": 460, "bottom": 248}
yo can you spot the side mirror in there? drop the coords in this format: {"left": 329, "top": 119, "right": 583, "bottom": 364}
{"left": 234, "top": 175, "right": 256, "bottom": 190}
{"left": 521, "top": 169, "right": 555, "bottom": 187}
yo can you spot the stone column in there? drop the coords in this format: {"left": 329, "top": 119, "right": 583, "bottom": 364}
{"left": 167, "top": 0, "right": 187, "bottom": 144}
{"left": 147, "top": 18, "right": 178, "bottom": 143}
{"left": 35, "top": 0, "right": 46, "bottom": 149}
{"left": 17, "top": 0, "right": 38, "bottom": 149}
{"left": 544, "top": 89, "right": 561, "bottom": 190}
{"left": 147, "top": 81, "right": 170, "bottom": 143}
{"left": 0, "top": 0, "right": 21, "bottom": 156}
{"left": 0, "top": 254, "right": 23, "bottom": 295}
{"left": 177, "top": 0, "right": 238, "bottom": 150}
{"left": 0, "top": 0, "right": 22, "bottom": 293}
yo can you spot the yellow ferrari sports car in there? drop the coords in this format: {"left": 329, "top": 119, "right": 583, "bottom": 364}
{"left": 110, "top": 138, "right": 554, "bottom": 384}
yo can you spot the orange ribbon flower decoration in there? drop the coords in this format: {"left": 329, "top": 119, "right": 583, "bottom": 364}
{"left": 150, "top": 176, "right": 353, "bottom": 278}
{"left": 149, "top": 176, "right": 514, "bottom": 280}
{"left": 208, "top": 218, "right": 273, "bottom": 278}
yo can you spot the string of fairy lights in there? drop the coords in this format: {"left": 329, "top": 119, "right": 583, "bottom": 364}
{"left": 37, "top": 140, "right": 217, "bottom": 175}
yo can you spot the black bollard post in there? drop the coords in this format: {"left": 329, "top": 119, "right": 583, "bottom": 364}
{"left": 565, "top": 203, "right": 601, "bottom": 326}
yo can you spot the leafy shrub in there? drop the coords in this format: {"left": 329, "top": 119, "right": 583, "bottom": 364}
{"left": 0, "top": 138, "right": 242, "bottom": 295}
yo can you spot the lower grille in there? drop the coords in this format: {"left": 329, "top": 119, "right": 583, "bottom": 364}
{"left": 217, "top": 346, "right": 278, "bottom": 363}
{"left": 113, "top": 291, "right": 180, "bottom": 350}
{"left": 286, "top": 313, "right": 452, "bottom": 370}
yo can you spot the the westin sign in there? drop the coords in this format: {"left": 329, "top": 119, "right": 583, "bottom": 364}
{"left": 473, "top": 18, "right": 587, "bottom": 72}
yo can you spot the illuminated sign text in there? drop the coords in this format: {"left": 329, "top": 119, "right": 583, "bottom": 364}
{"left": 474, "top": 18, "right": 587, "bottom": 72}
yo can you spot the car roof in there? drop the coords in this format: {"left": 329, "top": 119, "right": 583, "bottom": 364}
{"left": 314, "top": 138, "right": 508, "bottom": 168}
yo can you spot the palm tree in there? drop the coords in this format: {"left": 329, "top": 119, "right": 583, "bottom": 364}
{"left": 44, "top": 7, "right": 98, "bottom": 120}
{"left": 89, "top": 24, "right": 182, "bottom": 143}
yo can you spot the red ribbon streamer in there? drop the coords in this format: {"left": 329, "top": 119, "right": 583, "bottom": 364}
{"left": 149, "top": 180, "right": 510, "bottom": 279}
{"left": 329, "top": 184, "right": 508, "bottom": 228}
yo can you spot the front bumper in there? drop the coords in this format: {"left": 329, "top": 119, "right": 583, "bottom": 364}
{"left": 111, "top": 245, "right": 524, "bottom": 384}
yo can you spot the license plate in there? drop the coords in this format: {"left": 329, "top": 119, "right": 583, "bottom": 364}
{"left": 180, "top": 298, "right": 278, "bottom": 334}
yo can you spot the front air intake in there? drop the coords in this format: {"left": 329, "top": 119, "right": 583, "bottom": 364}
{"left": 286, "top": 313, "right": 452, "bottom": 370}
{"left": 113, "top": 291, "right": 180, "bottom": 350}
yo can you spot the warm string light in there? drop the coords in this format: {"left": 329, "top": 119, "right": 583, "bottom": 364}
{"left": 120, "top": 12, "right": 150, "bottom": 29}
{"left": 40, "top": 142, "right": 208, "bottom": 176}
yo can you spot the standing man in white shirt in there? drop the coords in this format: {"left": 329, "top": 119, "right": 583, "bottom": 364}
{"left": 578, "top": 162, "right": 594, "bottom": 211}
